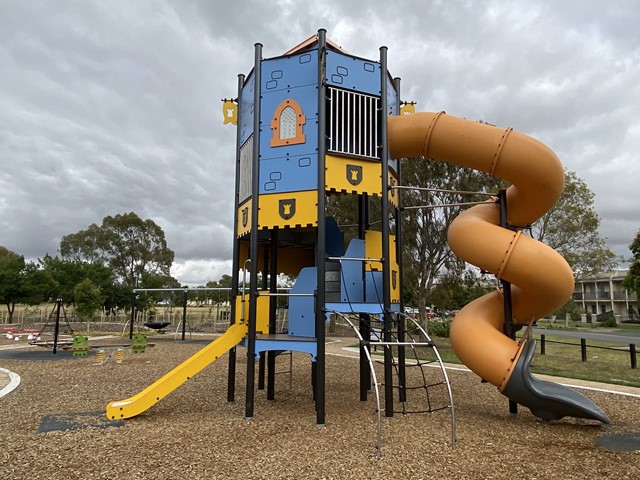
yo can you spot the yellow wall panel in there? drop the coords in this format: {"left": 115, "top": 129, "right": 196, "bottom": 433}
{"left": 325, "top": 154, "right": 382, "bottom": 196}
{"left": 237, "top": 201, "right": 252, "bottom": 238}
{"left": 365, "top": 230, "right": 401, "bottom": 302}
{"left": 277, "top": 246, "right": 314, "bottom": 275}
{"left": 258, "top": 191, "right": 317, "bottom": 229}
{"left": 235, "top": 293, "right": 270, "bottom": 334}
{"left": 388, "top": 168, "right": 399, "bottom": 208}
{"left": 238, "top": 242, "right": 267, "bottom": 272}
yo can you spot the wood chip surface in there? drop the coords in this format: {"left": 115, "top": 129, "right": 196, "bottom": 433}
{"left": 1, "top": 333, "right": 639, "bottom": 479}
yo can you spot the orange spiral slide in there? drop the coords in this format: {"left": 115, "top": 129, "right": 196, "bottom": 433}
{"left": 388, "top": 112, "right": 608, "bottom": 423}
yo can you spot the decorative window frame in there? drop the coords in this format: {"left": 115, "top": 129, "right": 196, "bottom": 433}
{"left": 270, "top": 98, "right": 306, "bottom": 147}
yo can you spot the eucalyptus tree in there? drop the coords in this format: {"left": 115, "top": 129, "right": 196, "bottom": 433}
{"left": 60, "top": 212, "right": 175, "bottom": 288}
{"left": 399, "top": 158, "right": 500, "bottom": 320}
{"left": 622, "top": 229, "right": 640, "bottom": 315}
{"left": 0, "top": 246, "right": 55, "bottom": 322}
{"left": 531, "top": 170, "right": 618, "bottom": 280}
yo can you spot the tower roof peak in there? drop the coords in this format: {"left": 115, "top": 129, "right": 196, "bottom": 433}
{"left": 282, "top": 34, "right": 347, "bottom": 56}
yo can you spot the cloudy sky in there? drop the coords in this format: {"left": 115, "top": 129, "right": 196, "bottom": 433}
{"left": 1, "top": 0, "right": 638, "bottom": 285}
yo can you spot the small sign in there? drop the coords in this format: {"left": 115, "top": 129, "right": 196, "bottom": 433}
{"left": 279, "top": 199, "right": 296, "bottom": 220}
{"left": 346, "top": 164, "right": 363, "bottom": 186}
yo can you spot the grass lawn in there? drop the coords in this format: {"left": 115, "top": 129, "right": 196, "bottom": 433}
{"left": 368, "top": 331, "right": 640, "bottom": 388}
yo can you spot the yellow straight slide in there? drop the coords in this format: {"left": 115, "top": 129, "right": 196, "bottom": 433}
{"left": 106, "top": 322, "right": 247, "bottom": 420}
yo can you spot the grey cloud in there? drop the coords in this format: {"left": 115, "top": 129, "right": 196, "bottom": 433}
{"left": 1, "top": 0, "right": 638, "bottom": 284}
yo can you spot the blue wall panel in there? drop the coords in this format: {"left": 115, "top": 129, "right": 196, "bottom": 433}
{"left": 325, "top": 51, "right": 380, "bottom": 96}
{"left": 340, "top": 239, "right": 365, "bottom": 303}
{"left": 239, "top": 72, "right": 255, "bottom": 146}
{"left": 386, "top": 75, "right": 399, "bottom": 174}
{"left": 259, "top": 154, "right": 318, "bottom": 194}
{"left": 365, "top": 271, "right": 385, "bottom": 304}
{"left": 288, "top": 267, "right": 317, "bottom": 337}
{"left": 259, "top": 83, "right": 318, "bottom": 160}
{"left": 325, "top": 217, "right": 345, "bottom": 257}
{"left": 261, "top": 51, "right": 317, "bottom": 92}
{"left": 386, "top": 75, "right": 398, "bottom": 116}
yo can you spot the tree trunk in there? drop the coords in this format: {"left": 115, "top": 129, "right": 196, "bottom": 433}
{"left": 6, "top": 302, "right": 15, "bottom": 324}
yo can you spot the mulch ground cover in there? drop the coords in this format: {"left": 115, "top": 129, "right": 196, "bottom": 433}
{"left": 1, "top": 334, "right": 639, "bottom": 479}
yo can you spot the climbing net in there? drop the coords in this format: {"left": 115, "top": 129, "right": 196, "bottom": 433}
{"left": 328, "top": 310, "right": 456, "bottom": 456}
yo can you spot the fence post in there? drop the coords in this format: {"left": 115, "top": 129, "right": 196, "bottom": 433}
{"left": 540, "top": 334, "right": 546, "bottom": 355}
{"left": 181, "top": 288, "right": 188, "bottom": 341}
{"left": 631, "top": 343, "right": 637, "bottom": 369}
{"left": 581, "top": 338, "right": 587, "bottom": 362}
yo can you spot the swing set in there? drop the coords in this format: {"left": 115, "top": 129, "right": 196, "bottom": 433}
{"left": 124, "top": 287, "right": 234, "bottom": 340}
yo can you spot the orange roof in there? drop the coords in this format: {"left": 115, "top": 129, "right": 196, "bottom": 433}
{"left": 282, "top": 34, "right": 346, "bottom": 56}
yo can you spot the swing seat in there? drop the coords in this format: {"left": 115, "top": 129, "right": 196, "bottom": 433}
{"left": 144, "top": 321, "right": 171, "bottom": 331}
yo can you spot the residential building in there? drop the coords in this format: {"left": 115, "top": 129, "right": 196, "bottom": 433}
{"left": 572, "top": 270, "right": 638, "bottom": 322}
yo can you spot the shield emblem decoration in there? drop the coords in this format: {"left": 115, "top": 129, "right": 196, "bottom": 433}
{"left": 346, "top": 164, "right": 363, "bottom": 186}
{"left": 241, "top": 207, "right": 249, "bottom": 227}
{"left": 279, "top": 199, "right": 296, "bottom": 220}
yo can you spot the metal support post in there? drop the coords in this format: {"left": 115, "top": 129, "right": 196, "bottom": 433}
{"left": 181, "top": 288, "right": 188, "bottom": 341}
{"left": 52, "top": 298, "right": 61, "bottom": 354}
{"left": 498, "top": 189, "right": 518, "bottom": 415}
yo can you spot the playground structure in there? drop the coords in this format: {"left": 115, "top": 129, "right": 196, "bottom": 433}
{"left": 28, "top": 298, "right": 76, "bottom": 353}
{"left": 63, "top": 333, "right": 151, "bottom": 358}
{"left": 106, "top": 30, "right": 608, "bottom": 449}
{"left": 124, "top": 287, "right": 236, "bottom": 340}
{"left": 23, "top": 298, "right": 153, "bottom": 359}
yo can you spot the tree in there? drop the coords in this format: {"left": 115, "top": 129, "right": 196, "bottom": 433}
{"left": 428, "top": 270, "right": 493, "bottom": 312}
{"left": 0, "top": 246, "right": 55, "bottom": 322}
{"left": 74, "top": 278, "right": 103, "bottom": 320}
{"left": 0, "top": 247, "right": 25, "bottom": 322}
{"left": 60, "top": 212, "right": 175, "bottom": 287}
{"left": 531, "top": 170, "right": 618, "bottom": 280}
{"left": 401, "top": 165, "right": 618, "bottom": 320}
{"left": 58, "top": 223, "right": 106, "bottom": 264}
{"left": 18, "top": 263, "right": 56, "bottom": 307}
{"left": 139, "top": 272, "right": 181, "bottom": 290}
{"left": 204, "top": 274, "right": 234, "bottom": 306}
{"left": 622, "top": 229, "right": 640, "bottom": 303}
{"left": 40, "top": 254, "right": 114, "bottom": 304}
{"left": 400, "top": 157, "right": 501, "bottom": 323}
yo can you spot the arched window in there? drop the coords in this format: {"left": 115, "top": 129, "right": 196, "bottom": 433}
{"left": 270, "top": 98, "right": 306, "bottom": 147}
{"left": 279, "top": 106, "right": 297, "bottom": 139}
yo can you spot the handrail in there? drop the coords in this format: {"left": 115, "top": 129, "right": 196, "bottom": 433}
{"left": 256, "top": 292, "right": 314, "bottom": 297}
{"left": 241, "top": 259, "right": 251, "bottom": 322}
{"left": 326, "top": 256, "right": 383, "bottom": 262}
{"left": 390, "top": 185, "right": 496, "bottom": 197}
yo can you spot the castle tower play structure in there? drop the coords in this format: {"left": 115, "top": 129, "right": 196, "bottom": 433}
{"left": 226, "top": 30, "right": 407, "bottom": 424}
{"left": 107, "top": 30, "right": 608, "bottom": 433}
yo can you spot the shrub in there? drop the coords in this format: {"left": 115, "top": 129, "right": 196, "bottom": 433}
{"left": 596, "top": 311, "right": 618, "bottom": 328}
{"left": 428, "top": 316, "right": 452, "bottom": 338}
{"left": 74, "top": 278, "right": 103, "bottom": 320}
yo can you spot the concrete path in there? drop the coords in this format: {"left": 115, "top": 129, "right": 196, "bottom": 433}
{"left": 0, "top": 367, "right": 21, "bottom": 398}
{"left": 324, "top": 337, "right": 640, "bottom": 398}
